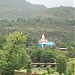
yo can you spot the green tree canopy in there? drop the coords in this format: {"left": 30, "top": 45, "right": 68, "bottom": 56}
{"left": 56, "top": 54, "right": 67, "bottom": 75}
{"left": 0, "top": 32, "right": 31, "bottom": 75}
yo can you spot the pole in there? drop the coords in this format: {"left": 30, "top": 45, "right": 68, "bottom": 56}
{"left": 42, "top": 44, "right": 44, "bottom": 49}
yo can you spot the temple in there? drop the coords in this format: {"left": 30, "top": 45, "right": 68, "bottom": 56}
{"left": 38, "top": 34, "right": 48, "bottom": 48}
{"left": 38, "top": 34, "right": 55, "bottom": 49}
{"left": 39, "top": 34, "right": 48, "bottom": 44}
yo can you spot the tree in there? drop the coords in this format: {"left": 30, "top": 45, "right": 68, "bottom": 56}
{"left": 30, "top": 49, "right": 42, "bottom": 62}
{"left": 0, "top": 35, "right": 6, "bottom": 49}
{"left": 26, "top": 60, "right": 32, "bottom": 75}
{"left": 46, "top": 66, "right": 53, "bottom": 75}
{"left": 41, "top": 50, "right": 55, "bottom": 63}
{"left": 56, "top": 55, "right": 67, "bottom": 75}
{"left": 0, "top": 32, "right": 31, "bottom": 75}
{"left": 46, "top": 66, "right": 50, "bottom": 75}
{"left": 67, "top": 50, "right": 75, "bottom": 58}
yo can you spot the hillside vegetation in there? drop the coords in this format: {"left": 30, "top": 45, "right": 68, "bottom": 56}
{"left": 0, "top": 0, "right": 46, "bottom": 20}
{"left": 0, "top": 0, "right": 74, "bottom": 44}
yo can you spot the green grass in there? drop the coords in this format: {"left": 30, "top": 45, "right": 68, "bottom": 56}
{"left": 15, "top": 68, "right": 47, "bottom": 74}
{"left": 32, "top": 68, "right": 47, "bottom": 74}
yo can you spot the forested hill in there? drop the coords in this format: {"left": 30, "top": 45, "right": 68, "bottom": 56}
{"left": 0, "top": 0, "right": 74, "bottom": 44}
{"left": 0, "top": 7, "right": 74, "bottom": 44}
{"left": 0, "top": 0, "right": 74, "bottom": 20}
{"left": 36, "top": 7, "right": 74, "bottom": 19}
{"left": 0, "top": 0, "right": 46, "bottom": 20}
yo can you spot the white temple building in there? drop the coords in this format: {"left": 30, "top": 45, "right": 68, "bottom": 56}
{"left": 38, "top": 34, "right": 55, "bottom": 49}
{"left": 39, "top": 34, "right": 48, "bottom": 44}
{"left": 38, "top": 34, "right": 48, "bottom": 49}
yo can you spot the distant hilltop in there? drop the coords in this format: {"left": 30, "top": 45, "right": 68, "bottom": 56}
{"left": 0, "top": 0, "right": 46, "bottom": 20}
{"left": 0, "top": 0, "right": 74, "bottom": 20}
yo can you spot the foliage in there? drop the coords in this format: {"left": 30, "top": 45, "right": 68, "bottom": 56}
{"left": 0, "top": 35, "right": 6, "bottom": 49}
{"left": 0, "top": 5, "right": 74, "bottom": 74}
{"left": 46, "top": 66, "right": 51, "bottom": 75}
{"left": 0, "top": 7, "right": 74, "bottom": 45}
{"left": 30, "top": 49, "right": 42, "bottom": 62}
{"left": 26, "top": 60, "right": 32, "bottom": 75}
{"left": 0, "top": 0, "right": 46, "bottom": 20}
{"left": 65, "top": 60, "right": 74, "bottom": 75}
{"left": 65, "top": 70, "right": 73, "bottom": 75}
{"left": 40, "top": 50, "right": 55, "bottom": 63}
{"left": 30, "top": 48, "right": 66, "bottom": 63}
{"left": 56, "top": 55, "right": 67, "bottom": 75}
{"left": 67, "top": 50, "right": 75, "bottom": 58}
{"left": 0, "top": 32, "right": 31, "bottom": 75}
{"left": 30, "top": 49, "right": 56, "bottom": 63}
{"left": 46, "top": 66, "right": 54, "bottom": 75}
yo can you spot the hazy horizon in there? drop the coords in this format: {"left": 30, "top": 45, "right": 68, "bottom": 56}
{"left": 26, "top": 0, "right": 74, "bottom": 8}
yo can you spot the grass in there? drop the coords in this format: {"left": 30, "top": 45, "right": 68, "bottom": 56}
{"left": 15, "top": 68, "right": 47, "bottom": 74}
{"left": 32, "top": 68, "right": 47, "bottom": 74}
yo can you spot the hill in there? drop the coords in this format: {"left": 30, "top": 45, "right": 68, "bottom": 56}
{"left": 0, "top": 0, "right": 74, "bottom": 44}
{"left": 36, "top": 7, "right": 74, "bottom": 19}
{"left": 0, "top": 0, "right": 46, "bottom": 20}
{"left": 0, "top": 0, "right": 74, "bottom": 20}
{"left": 0, "top": 7, "right": 74, "bottom": 44}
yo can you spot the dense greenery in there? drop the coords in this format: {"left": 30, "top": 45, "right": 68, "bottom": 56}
{"left": 0, "top": 5, "right": 74, "bottom": 44}
{"left": 0, "top": 0, "right": 46, "bottom": 20}
{"left": 0, "top": 1, "right": 74, "bottom": 20}
{"left": 0, "top": 31, "right": 75, "bottom": 75}
{"left": 66, "top": 50, "right": 75, "bottom": 58}
{"left": 0, "top": 1, "right": 74, "bottom": 74}
{"left": 0, "top": 32, "right": 31, "bottom": 75}
{"left": 30, "top": 48, "right": 65, "bottom": 63}
{"left": 29, "top": 47, "right": 75, "bottom": 75}
{"left": 56, "top": 55, "right": 67, "bottom": 75}
{"left": 0, "top": 36, "right": 6, "bottom": 49}
{"left": 0, "top": 17, "right": 74, "bottom": 45}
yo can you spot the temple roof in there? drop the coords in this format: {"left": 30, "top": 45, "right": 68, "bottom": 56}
{"left": 42, "top": 34, "right": 45, "bottom": 39}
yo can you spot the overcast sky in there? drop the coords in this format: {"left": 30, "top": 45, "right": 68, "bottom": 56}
{"left": 26, "top": 0, "right": 74, "bottom": 8}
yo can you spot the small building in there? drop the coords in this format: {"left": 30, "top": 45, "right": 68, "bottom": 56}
{"left": 38, "top": 34, "right": 48, "bottom": 49}
{"left": 38, "top": 34, "right": 55, "bottom": 49}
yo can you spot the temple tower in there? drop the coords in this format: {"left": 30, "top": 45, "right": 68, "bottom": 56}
{"left": 39, "top": 34, "right": 48, "bottom": 49}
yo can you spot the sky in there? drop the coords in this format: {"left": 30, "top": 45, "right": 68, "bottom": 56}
{"left": 26, "top": 0, "right": 74, "bottom": 8}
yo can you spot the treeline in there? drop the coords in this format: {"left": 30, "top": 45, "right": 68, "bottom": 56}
{"left": 28, "top": 48, "right": 75, "bottom": 63}
{"left": 0, "top": 18, "right": 74, "bottom": 44}
{"left": 0, "top": 32, "right": 75, "bottom": 50}
{"left": 0, "top": 18, "right": 74, "bottom": 27}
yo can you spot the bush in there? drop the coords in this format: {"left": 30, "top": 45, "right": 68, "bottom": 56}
{"left": 56, "top": 55, "right": 67, "bottom": 75}
{"left": 41, "top": 50, "right": 55, "bottom": 63}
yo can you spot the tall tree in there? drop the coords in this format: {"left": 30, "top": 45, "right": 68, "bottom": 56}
{"left": 0, "top": 32, "right": 31, "bottom": 75}
{"left": 56, "top": 55, "right": 67, "bottom": 75}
